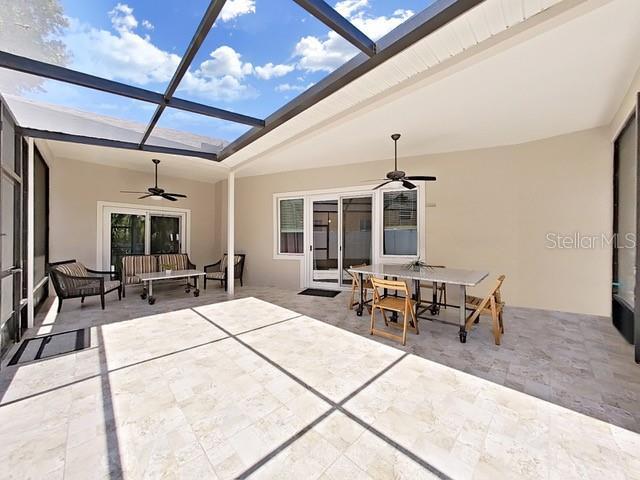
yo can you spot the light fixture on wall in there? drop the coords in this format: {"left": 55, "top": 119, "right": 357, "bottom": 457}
{"left": 371, "top": 134, "right": 437, "bottom": 190}
{"left": 120, "top": 159, "right": 187, "bottom": 201}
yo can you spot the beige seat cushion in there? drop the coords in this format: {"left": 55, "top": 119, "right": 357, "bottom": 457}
{"left": 206, "top": 271, "right": 225, "bottom": 280}
{"left": 54, "top": 262, "right": 88, "bottom": 278}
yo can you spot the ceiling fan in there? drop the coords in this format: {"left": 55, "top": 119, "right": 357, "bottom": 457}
{"left": 120, "top": 159, "right": 187, "bottom": 202}
{"left": 372, "top": 134, "right": 436, "bottom": 190}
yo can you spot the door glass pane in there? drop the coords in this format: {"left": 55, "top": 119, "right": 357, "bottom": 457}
{"left": 1, "top": 275, "right": 13, "bottom": 323}
{"left": 150, "top": 216, "right": 181, "bottom": 254}
{"left": 1, "top": 106, "right": 16, "bottom": 172}
{"left": 1, "top": 275, "right": 15, "bottom": 357}
{"left": 613, "top": 114, "right": 637, "bottom": 309}
{"left": 313, "top": 200, "right": 339, "bottom": 284}
{"left": 279, "top": 198, "right": 304, "bottom": 254}
{"left": 342, "top": 197, "right": 372, "bottom": 285}
{"left": 2, "top": 174, "right": 15, "bottom": 269}
{"left": 383, "top": 190, "right": 418, "bottom": 256}
{"left": 34, "top": 150, "right": 48, "bottom": 285}
{"left": 110, "top": 214, "right": 146, "bottom": 272}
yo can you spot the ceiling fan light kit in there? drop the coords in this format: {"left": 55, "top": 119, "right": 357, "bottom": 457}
{"left": 372, "top": 133, "right": 437, "bottom": 190}
{"left": 120, "top": 159, "right": 188, "bottom": 202}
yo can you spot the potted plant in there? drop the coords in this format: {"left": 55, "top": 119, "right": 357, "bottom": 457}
{"left": 161, "top": 263, "right": 175, "bottom": 274}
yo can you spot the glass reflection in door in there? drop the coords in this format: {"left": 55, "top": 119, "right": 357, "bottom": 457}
{"left": 151, "top": 215, "right": 181, "bottom": 254}
{"left": 110, "top": 214, "right": 145, "bottom": 272}
{"left": 312, "top": 200, "right": 339, "bottom": 284}
{"left": 341, "top": 196, "right": 372, "bottom": 285}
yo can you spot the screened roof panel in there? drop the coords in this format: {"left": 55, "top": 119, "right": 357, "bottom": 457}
{"left": 0, "top": 0, "right": 459, "bottom": 158}
{"left": 172, "top": 0, "right": 427, "bottom": 118}
{"left": 1, "top": 71, "right": 155, "bottom": 144}
{"left": 146, "top": 108, "right": 251, "bottom": 152}
{"left": 1, "top": 0, "right": 211, "bottom": 93}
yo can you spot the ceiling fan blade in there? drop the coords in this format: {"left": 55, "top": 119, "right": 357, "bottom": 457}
{"left": 161, "top": 194, "right": 178, "bottom": 201}
{"left": 404, "top": 176, "right": 437, "bottom": 181}
{"left": 402, "top": 180, "right": 417, "bottom": 190}
{"left": 138, "top": 194, "right": 153, "bottom": 199}
{"left": 163, "top": 193, "right": 187, "bottom": 198}
{"left": 373, "top": 180, "right": 393, "bottom": 190}
{"left": 121, "top": 191, "right": 149, "bottom": 194}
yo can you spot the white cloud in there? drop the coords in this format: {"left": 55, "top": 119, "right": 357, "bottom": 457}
{"left": 335, "top": 0, "right": 369, "bottom": 18}
{"left": 254, "top": 62, "right": 295, "bottom": 80}
{"left": 141, "top": 19, "right": 154, "bottom": 30}
{"left": 109, "top": 3, "right": 138, "bottom": 32}
{"left": 63, "top": 4, "right": 256, "bottom": 101}
{"left": 294, "top": 3, "right": 413, "bottom": 73}
{"left": 219, "top": 0, "right": 256, "bottom": 22}
{"left": 197, "top": 46, "right": 254, "bottom": 79}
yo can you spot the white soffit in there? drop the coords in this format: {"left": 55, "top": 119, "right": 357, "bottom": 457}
{"left": 227, "top": 0, "right": 640, "bottom": 177}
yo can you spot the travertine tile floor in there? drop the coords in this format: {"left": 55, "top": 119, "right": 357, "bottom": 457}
{"left": 0, "top": 285, "right": 638, "bottom": 479}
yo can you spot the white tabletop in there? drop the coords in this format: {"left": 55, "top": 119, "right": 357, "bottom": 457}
{"left": 348, "top": 264, "right": 488, "bottom": 286}
{"left": 138, "top": 269, "right": 205, "bottom": 281}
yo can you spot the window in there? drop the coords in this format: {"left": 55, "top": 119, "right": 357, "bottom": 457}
{"left": 279, "top": 198, "right": 304, "bottom": 254}
{"left": 383, "top": 190, "right": 418, "bottom": 256}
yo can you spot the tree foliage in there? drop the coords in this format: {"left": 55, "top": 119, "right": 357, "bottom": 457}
{"left": 0, "top": 0, "right": 70, "bottom": 93}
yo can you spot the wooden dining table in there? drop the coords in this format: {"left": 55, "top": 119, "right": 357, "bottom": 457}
{"left": 348, "top": 264, "right": 489, "bottom": 343}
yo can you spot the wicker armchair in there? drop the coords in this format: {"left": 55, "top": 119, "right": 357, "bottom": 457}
{"left": 204, "top": 254, "right": 246, "bottom": 291}
{"left": 49, "top": 260, "right": 122, "bottom": 312}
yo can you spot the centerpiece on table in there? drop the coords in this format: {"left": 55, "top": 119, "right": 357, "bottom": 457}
{"left": 404, "top": 257, "right": 429, "bottom": 271}
{"left": 161, "top": 263, "right": 176, "bottom": 274}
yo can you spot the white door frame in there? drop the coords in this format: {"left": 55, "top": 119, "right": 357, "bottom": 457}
{"left": 96, "top": 201, "right": 191, "bottom": 270}
{"left": 306, "top": 194, "right": 340, "bottom": 289}
{"left": 305, "top": 191, "right": 376, "bottom": 290}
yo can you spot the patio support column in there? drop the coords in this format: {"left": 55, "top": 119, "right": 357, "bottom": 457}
{"left": 26, "top": 137, "right": 34, "bottom": 328}
{"left": 227, "top": 170, "right": 235, "bottom": 295}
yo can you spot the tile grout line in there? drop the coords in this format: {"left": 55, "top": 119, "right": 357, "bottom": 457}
{"left": 0, "top": 315, "right": 301, "bottom": 408}
{"left": 191, "top": 309, "right": 452, "bottom": 480}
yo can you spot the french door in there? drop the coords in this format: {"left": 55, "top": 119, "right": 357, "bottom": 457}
{"left": 102, "top": 206, "right": 187, "bottom": 272}
{"left": 1, "top": 101, "right": 26, "bottom": 358}
{"left": 306, "top": 194, "right": 373, "bottom": 289}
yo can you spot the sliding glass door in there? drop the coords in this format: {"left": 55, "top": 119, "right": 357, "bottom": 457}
{"left": 341, "top": 196, "right": 372, "bottom": 285}
{"left": 103, "top": 207, "right": 187, "bottom": 271}
{"left": 307, "top": 194, "right": 373, "bottom": 289}
{"left": 310, "top": 198, "right": 340, "bottom": 286}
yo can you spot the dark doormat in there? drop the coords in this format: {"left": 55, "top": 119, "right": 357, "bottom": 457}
{"left": 298, "top": 288, "right": 341, "bottom": 298}
{"left": 8, "top": 329, "right": 90, "bottom": 366}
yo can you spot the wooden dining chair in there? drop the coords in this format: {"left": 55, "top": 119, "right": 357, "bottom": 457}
{"left": 369, "top": 276, "right": 418, "bottom": 346}
{"left": 464, "top": 275, "right": 506, "bottom": 345}
{"left": 347, "top": 264, "right": 374, "bottom": 311}
{"left": 419, "top": 265, "right": 447, "bottom": 310}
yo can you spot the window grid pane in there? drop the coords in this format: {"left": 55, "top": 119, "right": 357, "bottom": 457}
{"left": 280, "top": 198, "right": 303, "bottom": 254}
{"left": 383, "top": 190, "right": 417, "bottom": 256}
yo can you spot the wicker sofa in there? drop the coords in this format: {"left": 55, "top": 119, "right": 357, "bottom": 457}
{"left": 121, "top": 253, "right": 195, "bottom": 297}
{"left": 49, "top": 260, "right": 122, "bottom": 312}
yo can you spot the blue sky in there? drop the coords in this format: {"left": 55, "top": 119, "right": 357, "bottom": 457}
{"left": 17, "top": 0, "right": 430, "bottom": 142}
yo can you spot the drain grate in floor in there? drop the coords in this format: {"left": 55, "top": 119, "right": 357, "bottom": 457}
{"left": 8, "top": 329, "right": 90, "bottom": 366}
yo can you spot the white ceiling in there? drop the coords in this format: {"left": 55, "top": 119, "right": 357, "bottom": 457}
{"left": 229, "top": 0, "right": 640, "bottom": 177}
